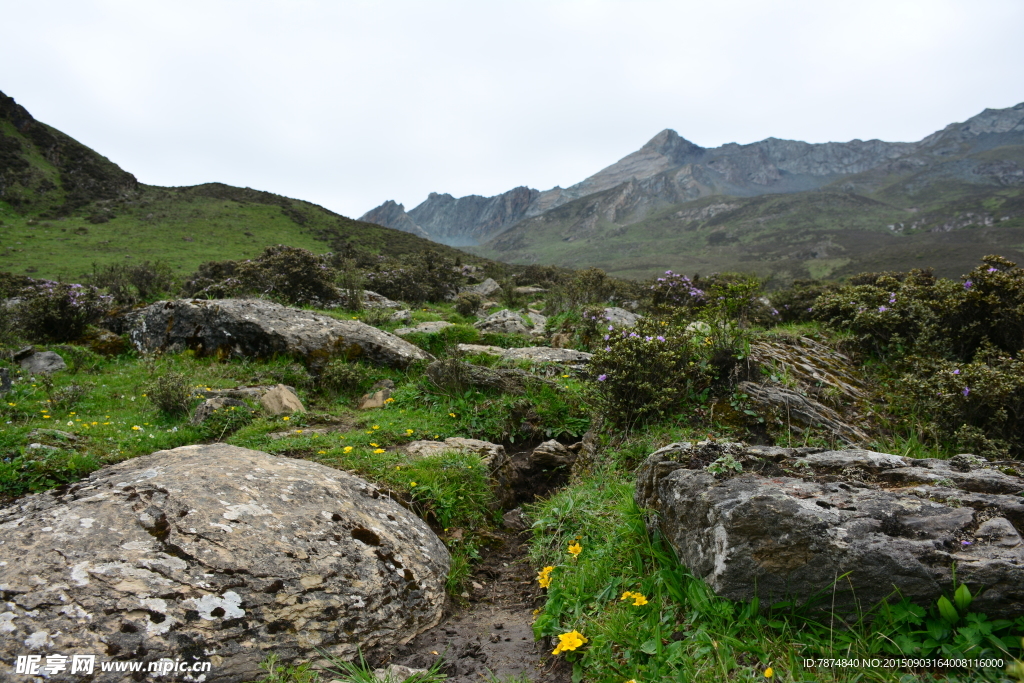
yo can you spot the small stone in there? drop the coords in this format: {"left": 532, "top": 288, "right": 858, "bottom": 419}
{"left": 260, "top": 384, "right": 305, "bottom": 415}
{"left": 19, "top": 351, "right": 66, "bottom": 374}
{"left": 357, "top": 379, "right": 395, "bottom": 410}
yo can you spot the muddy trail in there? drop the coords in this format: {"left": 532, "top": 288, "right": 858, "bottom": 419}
{"left": 362, "top": 441, "right": 578, "bottom": 683}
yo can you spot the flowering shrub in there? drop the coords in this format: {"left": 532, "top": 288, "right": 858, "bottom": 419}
{"left": 588, "top": 318, "right": 712, "bottom": 427}
{"left": 648, "top": 270, "right": 705, "bottom": 311}
{"left": 897, "top": 345, "right": 1024, "bottom": 457}
{"left": 16, "top": 281, "right": 109, "bottom": 343}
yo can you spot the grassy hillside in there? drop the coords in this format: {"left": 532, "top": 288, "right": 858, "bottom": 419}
{"left": 0, "top": 182, "right": 486, "bottom": 280}
{"left": 0, "top": 90, "right": 487, "bottom": 281}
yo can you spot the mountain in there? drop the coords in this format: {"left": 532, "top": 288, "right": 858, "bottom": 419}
{"left": 363, "top": 103, "right": 1024, "bottom": 281}
{"left": 0, "top": 91, "right": 484, "bottom": 280}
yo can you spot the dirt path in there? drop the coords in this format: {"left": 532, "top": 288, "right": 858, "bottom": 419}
{"left": 379, "top": 530, "right": 571, "bottom": 682}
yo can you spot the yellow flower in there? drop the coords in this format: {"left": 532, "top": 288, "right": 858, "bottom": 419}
{"left": 620, "top": 591, "right": 635, "bottom": 601}
{"left": 6, "top": 403, "right": 14, "bottom": 407}
{"left": 282, "top": 416, "right": 290, "bottom": 421}
{"left": 373, "top": 448, "right": 385, "bottom": 454}
{"left": 132, "top": 425, "right": 141, "bottom": 431}
{"left": 568, "top": 542, "right": 582, "bottom": 557}
{"left": 69, "top": 412, "right": 76, "bottom": 415}
{"left": 410, "top": 482, "right": 417, "bottom": 487}
{"left": 405, "top": 428, "right": 414, "bottom": 434}
{"left": 632, "top": 593, "right": 648, "bottom": 606}
{"left": 537, "top": 566, "right": 554, "bottom": 588}
{"left": 296, "top": 429, "right": 303, "bottom": 434}
{"left": 92, "top": 422, "right": 98, "bottom": 425}
{"left": 764, "top": 667, "right": 774, "bottom": 679}
{"left": 449, "top": 412, "right": 456, "bottom": 418}
{"left": 343, "top": 446, "right": 353, "bottom": 453}
{"left": 370, "top": 442, "right": 379, "bottom": 447}
{"left": 372, "top": 425, "right": 380, "bottom": 430}
{"left": 317, "top": 450, "right": 326, "bottom": 455}
{"left": 626, "top": 680, "right": 638, "bottom": 683}
{"left": 43, "top": 415, "right": 51, "bottom": 419}
{"left": 384, "top": 397, "right": 395, "bottom": 403}
{"left": 561, "top": 374, "right": 569, "bottom": 378}
{"left": 552, "top": 630, "right": 588, "bottom": 655}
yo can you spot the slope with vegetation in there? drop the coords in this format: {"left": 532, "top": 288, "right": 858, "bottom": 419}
{"left": 2, "top": 244, "right": 1024, "bottom": 682}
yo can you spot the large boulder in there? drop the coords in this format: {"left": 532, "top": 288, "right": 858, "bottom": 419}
{"left": 455, "top": 344, "right": 592, "bottom": 366}
{"left": 0, "top": 444, "right": 449, "bottom": 682}
{"left": 636, "top": 441, "right": 1024, "bottom": 619}
{"left": 121, "top": 299, "right": 432, "bottom": 367}
{"left": 460, "top": 278, "right": 501, "bottom": 299}
{"left": 394, "top": 321, "right": 454, "bottom": 336}
{"left": 19, "top": 351, "right": 66, "bottom": 375}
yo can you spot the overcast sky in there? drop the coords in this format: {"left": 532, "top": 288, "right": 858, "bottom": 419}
{"left": 3, "top": 0, "right": 1022, "bottom": 219}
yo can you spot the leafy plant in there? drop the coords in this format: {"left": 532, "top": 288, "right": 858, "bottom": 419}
{"left": 16, "top": 281, "right": 109, "bottom": 343}
{"left": 147, "top": 371, "right": 197, "bottom": 416}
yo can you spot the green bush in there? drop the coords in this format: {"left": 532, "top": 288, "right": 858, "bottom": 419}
{"left": 88, "top": 260, "right": 176, "bottom": 305}
{"left": 16, "top": 282, "right": 109, "bottom": 343}
{"left": 362, "top": 251, "right": 461, "bottom": 304}
{"left": 589, "top": 318, "right": 713, "bottom": 428}
{"left": 898, "top": 345, "right": 1024, "bottom": 457}
{"left": 147, "top": 371, "right": 197, "bottom": 416}
{"left": 403, "top": 324, "right": 480, "bottom": 356}
{"left": 454, "top": 292, "right": 482, "bottom": 317}
{"left": 544, "top": 267, "right": 637, "bottom": 315}
{"left": 768, "top": 278, "right": 840, "bottom": 324}
{"left": 316, "top": 360, "right": 372, "bottom": 398}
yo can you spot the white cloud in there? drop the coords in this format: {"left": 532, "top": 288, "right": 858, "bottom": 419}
{"left": 2, "top": 0, "right": 1021, "bottom": 217}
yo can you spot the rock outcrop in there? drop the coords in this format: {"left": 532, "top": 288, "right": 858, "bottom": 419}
{"left": 0, "top": 444, "right": 449, "bottom": 682}
{"left": 636, "top": 441, "right": 1024, "bottom": 619}
{"left": 455, "top": 344, "right": 592, "bottom": 367}
{"left": 121, "top": 299, "right": 432, "bottom": 367}
{"left": 18, "top": 350, "right": 66, "bottom": 374}
{"left": 474, "top": 310, "right": 530, "bottom": 336}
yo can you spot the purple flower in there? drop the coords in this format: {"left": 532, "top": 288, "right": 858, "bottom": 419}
{"left": 603, "top": 334, "right": 609, "bottom": 340}
{"left": 961, "top": 540, "right": 972, "bottom": 546}
{"left": 605, "top": 346, "right": 610, "bottom": 352}
{"left": 964, "top": 280, "right": 973, "bottom": 289}
{"left": 608, "top": 325, "right": 613, "bottom": 331}
{"left": 645, "top": 336, "right": 652, "bottom": 341}
{"left": 657, "top": 335, "right": 666, "bottom": 342}
{"left": 878, "top": 306, "right": 888, "bottom": 312}
{"left": 953, "top": 369, "right": 960, "bottom": 375}
{"left": 962, "top": 387, "right": 970, "bottom": 397}
{"left": 987, "top": 267, "right": 998, "bottom": 273}
{"left": 597, "top": 374, "right": 607, "bottom": 382}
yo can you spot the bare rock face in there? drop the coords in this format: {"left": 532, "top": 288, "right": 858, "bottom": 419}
{"left": 636, "top": 441, "right": 1024, "bottom": 619}
{"left": 122, "top": 299, "right": 432, "bottom": 367}
{"left": 0, "top": 444, "right": 449, "bottom": 682}
{"left": 737, "top": 381, "right": 870, "bottom": 445}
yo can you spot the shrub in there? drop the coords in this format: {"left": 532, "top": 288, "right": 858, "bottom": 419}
{"left": 454, "top": 292, "right": 482, "bottom": 317}
{"left": 544, "top": 268, "right": 622, "bottom": 315}
{"left": 52, "top": 345, "right": 106, "bottom": 374}
{"left": 316, "top": 360, "right": 372, "bottom": 398}
{"left": 769, "top": 278, "right": 840, "bottom": 323}
{"left": 147, "top": 372, "right": 197, "bottom": 415}
{"left": 89, "top": 260, "right": 176, "bottom": 305}
{"left": 16, "top": 281, "right": 109, "bottom": 343}
{"left": 362, "top": 251, "right": 461, "bottom": 304}
{"left": 898, "top": 345, "right": 1024, "bottom": 458}
{"left": 39, "top": 376, "right": 90, "bottom": 411}
{"left": 234, "top": 245, "right": 339, "bottom": 306}
{"left": 647, "top": 270, "right": 706, "bottom": 312}
{"left": 333, "top": 257, "right": 364, "bottom": 311}
{"left": 588, "top": 318, "right": 713, "bottom": 428}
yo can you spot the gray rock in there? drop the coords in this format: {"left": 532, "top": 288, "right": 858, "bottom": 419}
{"left": 502, "top": 508, "right": 528, "bottom": 531}
{"left": 636, "top": 441, "right": 1024, "bottom": 619}
{"left": 123, "top": 299, "right": 432, "bottom": 368}
{"left": 526, "top": 311, "right": 548, "bottom": 331}
{"left": 475, "top": 309, "right": 530, "bottom": 335}
{"left": 503, "top": 347, "right": 592, "bottom": 365}
{"left": 390, "top": 309, "right": 412, "bottom": 323}
{"left": 456, "top": 344, "right": 507, "bottom": 357}
{"left": 602, "top": 307, "right": 641, "bottom": 328}
{"left": 738, "top": 381, "right": 870, "bottom": 445}
{"left": 0, "top": 444, "right": 449, "bottom": 682}
{"left": 362, "top": 290, "right": 403, "bottom": 309}
{"left": 394, "top": 321, "right": 454, "bottom": 336}
{"left": 424, "top": 359, "right": 547, "bottom": 395}
{"left": 515, "top": 286, "right": 547, "bottom": 295}
{"left": 19, "top": 351, "right": 66, "bottom": 374}
{"left": 461, "top": 278, "right": 502, "bottom": 299}
{"left": 876, "top": 458, "right": 1024, "bottom": 495}
{"left": 530, "top": 440, "right": 574, "bottom": 470}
